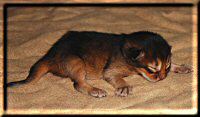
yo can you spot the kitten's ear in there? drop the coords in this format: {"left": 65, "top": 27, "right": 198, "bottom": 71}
{"left": 127, "top": 48, "right": 145, "bottom": 60}
{"left": 135, "top": 50, "right": 145, "bottom": 60}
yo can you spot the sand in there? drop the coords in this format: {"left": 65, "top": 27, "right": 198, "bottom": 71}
{"left": 5, "top": 6, "right": 196, "bottom": 113}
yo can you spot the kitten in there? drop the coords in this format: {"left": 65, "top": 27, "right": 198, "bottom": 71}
{"left": 7, "top": 31, "right": 193, "bottom": 98}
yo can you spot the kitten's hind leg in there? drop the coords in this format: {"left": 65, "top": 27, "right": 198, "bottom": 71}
{"left": 65, "top": 56, "right": 107, "bottom": 98}
{"left": 171, "top": 63, "right": 193, "bottom": 74}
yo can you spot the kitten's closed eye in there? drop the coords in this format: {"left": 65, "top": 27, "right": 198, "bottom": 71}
{"left": 166, "top": 59, "right": 171, "bottom": 69}
{"left": 166, "top": 63, "right": 171, "bottom": 69}
{"left": 146, "top": 59, "right": 162, "bottom": 73}
{"left": 147, "top": 66, "right": 157, "bottom": 73}
{"left": 146, "top": 59, "right": 171, "bottom": 74}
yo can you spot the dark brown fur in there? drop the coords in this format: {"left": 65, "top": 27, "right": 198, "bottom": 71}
{"left": 7, "top": 31, "right": 193, "bottom": 98}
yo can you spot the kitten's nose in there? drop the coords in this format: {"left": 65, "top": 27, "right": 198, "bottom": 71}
{"left": 159, "top": 73, "right": 166, "bottom": 80}
{"left": 155, "top": 74, "right": 159, "bottom": 80}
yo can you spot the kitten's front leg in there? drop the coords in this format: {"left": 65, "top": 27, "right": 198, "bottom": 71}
{"left": 104, "top": 77, "right": 133, "bottom": 97}
{"left": 171, "top": 63, "right": 193, "bottom": 74}
{"left": 104, "top": 66, "right": 133, "bottom": 97}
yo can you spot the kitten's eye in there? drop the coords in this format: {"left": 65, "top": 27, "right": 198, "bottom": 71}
{"left": 166, "top": 60, "right": 171, "bottom": 69}
{"left": 166, "top": 63, "right": 170, "bottom": 69}
{"left": 166, "top": 63, "right": 171, "bottom": 73}
{"left": 147, "top": 66, "right": 157, "bottom": 72}
{"left": 131, "top": 57, "right": 136, "bottom": 61}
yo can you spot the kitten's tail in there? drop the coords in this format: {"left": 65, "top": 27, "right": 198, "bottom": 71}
{"left": 7, "top": 59, "right": 50, "bottom": 87}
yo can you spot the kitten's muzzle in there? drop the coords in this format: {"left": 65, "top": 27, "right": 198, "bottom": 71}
{"left": 155, "top": 72, "right": 167, "bottom": 81}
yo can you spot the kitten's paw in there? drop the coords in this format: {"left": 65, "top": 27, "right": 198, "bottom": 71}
{"left": 89, "top": 88, "right": 107, "bottom": 98}
{"left": 115, "top": 86, "right": 133, "bottom": 97}
{"left": 173, "top": 64, "right": 193, "bottom": 74}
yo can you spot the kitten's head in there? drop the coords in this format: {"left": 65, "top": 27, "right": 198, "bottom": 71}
{"left": 122, "top": 31, "right": 172, "bottom": 82}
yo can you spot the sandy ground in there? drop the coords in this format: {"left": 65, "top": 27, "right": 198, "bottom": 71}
{"left": 5, "top": 6, "right": 195, "bottom": 112}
